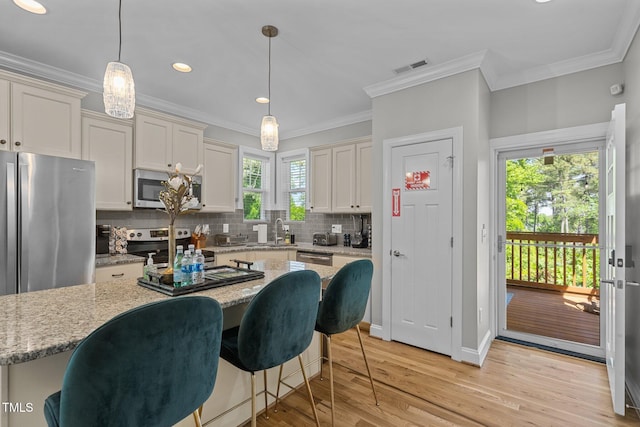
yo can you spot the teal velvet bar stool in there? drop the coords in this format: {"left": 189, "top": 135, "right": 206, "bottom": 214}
{"left": 220, "top": 270, "right": 321, "bottom": 427}
{"left": 43, "top": 296, "right": 224, "bottom": 427}
{"left": 315, "top": 259, "right": 379, "bottom": 426}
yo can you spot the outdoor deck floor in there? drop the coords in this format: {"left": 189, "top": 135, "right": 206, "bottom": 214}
{"left": 506, "top": 285, "right": 600, "bottom": 346}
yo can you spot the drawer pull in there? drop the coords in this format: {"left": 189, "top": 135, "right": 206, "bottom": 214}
{"left": 111, "top": 273, "right": 125, "bottom": 278}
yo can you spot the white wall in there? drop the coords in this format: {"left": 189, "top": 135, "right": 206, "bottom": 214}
{"left": 490, "top": 63, "right": 625, "bottom": 138}
{"left": 371, "top": 69, "right": 490, "bottom": 350}
{"left": 622, "top": 26, "right": 640, "bottom": 409}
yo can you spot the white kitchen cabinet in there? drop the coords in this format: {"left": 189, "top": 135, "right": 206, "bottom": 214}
{"left": 82, "top": 111, "right": 133, "bottom": 210}
{"left": 0, "top": 79, "right": 8, "bottom": 152}
{"left": 310, "top": 138, "right": 372, "bottom": 213}
{"left": 201, "top": 139, "right": 237, "bottom": 212}
{"left": 95, "top": 263, "right": 142, "bottom": 283}
{"left": 0, "top": 70, "right": 86, "bottom": 158}
{"left": 355, "top": 141, "right": 372, "bottom": 211}
{"left": 309, "top": 148, "right": 332, "bottom": 212}
{"left": 134, "top": 108, "right": 206, "bottom": 174}
{"left": 253, "top": 249, "right": 295, "bottom": 261}
{"left": 332, "top": 144, "right": 356, "bottom": 212}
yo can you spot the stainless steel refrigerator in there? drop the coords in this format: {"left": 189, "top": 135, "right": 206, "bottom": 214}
{"left": 0, "top": 152, "right": 95, "bottom": 295}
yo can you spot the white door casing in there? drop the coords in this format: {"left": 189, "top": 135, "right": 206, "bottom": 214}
{"left": 604, "top": 103, "right": 626, "bottom": 416}
{"left": 382, "top": 127, "right": 463, "bottom": 362}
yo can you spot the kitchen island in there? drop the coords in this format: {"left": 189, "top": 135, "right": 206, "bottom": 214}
{"left": 0, "top": 259, "right": 338, "bottom": 427}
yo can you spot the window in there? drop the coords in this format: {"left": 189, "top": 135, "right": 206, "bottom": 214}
{"left": 278, "top": 149, "right": 308, "bottom": 221}
{"left": 240, "top": 147, "right": 273, "bottom": 221}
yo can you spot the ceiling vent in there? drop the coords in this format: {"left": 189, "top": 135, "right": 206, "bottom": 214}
{"left": 394, "top": 59, "right": 428, "bottom": 74}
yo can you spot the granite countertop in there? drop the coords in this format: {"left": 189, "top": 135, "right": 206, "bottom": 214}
{"left": 207, "top": 242, "right": 372, "bottom": 257}
{"left": 95, "top": 253, "right": 144, "bottom": 267}
{"left": 0, "top": 260, "right": 338, "bottom": 365}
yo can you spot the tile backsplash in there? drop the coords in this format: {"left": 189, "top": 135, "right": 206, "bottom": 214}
{"left": 97, "top": 210, "right": 371, "bottom": 247}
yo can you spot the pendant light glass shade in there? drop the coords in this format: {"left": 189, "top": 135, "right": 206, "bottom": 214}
{"left": 103, "top": 61, "right": 135, "bottom": 119}
{"left": 260, "top": 115, "right": 279, "bottom": 151}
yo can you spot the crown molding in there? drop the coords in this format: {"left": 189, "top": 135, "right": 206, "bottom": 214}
{"left": 280, "top": 109, "right": 372, "bottom": 140}
{"left": 364, "top": 51, "right": 487, "bottom": 98}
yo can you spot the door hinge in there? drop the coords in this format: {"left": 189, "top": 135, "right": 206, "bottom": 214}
{"left": 450, "top": 317, "right": 453, "bottom": 327}
{"left": 450, "top": 237, "right": 453, "bottom": 248}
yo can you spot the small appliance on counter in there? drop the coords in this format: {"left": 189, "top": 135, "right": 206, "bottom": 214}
{"left": 351, "top": 214, "right": 370, "bottom": 248}
{"left": 96, "top": 224, "right": 111, "bottom": 254}
{"left": 313, "top": 232, "right": 338, "bottom": 246}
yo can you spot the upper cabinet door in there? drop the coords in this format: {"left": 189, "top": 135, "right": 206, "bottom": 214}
{"left": 173, "top": 123, "right": 203, "bottom": 175}
{"left": 332, "top": 144, "right": 356, "bottom": 212}
{"left": 11, "top": 83, "right": 82, "bottom": 159}
{"left": 355, "top": 141, "right": 372, "bottom": 212}
{"left": 310, "top": 148, "right": 332, "bottom": 212}
{"left": 201, "top": 140, "right": 236, "bottom": 212}
{"left": 134, "top": 113, "right": 173, "bottom": 171}
{"left": 0, "top": 79, "right": 8, "bottom": 152}
{"left": 82, "top": 113, "right": 133, "bottom": 211}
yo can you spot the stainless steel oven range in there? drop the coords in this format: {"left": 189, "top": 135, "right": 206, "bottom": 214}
{"left": 126, "top": 227, "right": 215, "bottom": 269}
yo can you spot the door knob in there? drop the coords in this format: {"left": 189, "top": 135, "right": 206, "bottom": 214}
{"left": 392, "top": 250, "right": 404, "bottom": 257}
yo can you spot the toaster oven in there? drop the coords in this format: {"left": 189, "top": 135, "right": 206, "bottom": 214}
{"left": 312, "top": 232, "right": 337, "bottom": 246}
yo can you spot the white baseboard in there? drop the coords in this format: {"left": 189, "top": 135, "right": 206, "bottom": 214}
{"left": 460, "top": 330, "right": 493, "bottom": 367}
{"left": 369, "top": 324, "right": 383, "bottom": 339}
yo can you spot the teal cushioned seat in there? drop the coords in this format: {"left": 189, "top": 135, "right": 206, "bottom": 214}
{"left": 220, "top": 270, "right": 321, "bottom": 426}
{"left": 314, "top": 259, "right": 379, "bottom": 426}
{"left": 43, "top": 296, "right": 223, "bottom": 427}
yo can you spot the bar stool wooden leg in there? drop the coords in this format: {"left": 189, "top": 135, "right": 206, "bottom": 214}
{"left": 356, "top": 324, "right": 379, "bottom": 405}
{"left": 298, "top": 355, "right": 320, "bottom": 427}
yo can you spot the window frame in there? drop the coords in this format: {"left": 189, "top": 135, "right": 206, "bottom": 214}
{"left": 276, "top": 148, "right": 309, "bottom": 221}
{"left": 238, "top": 146, "right": 275, "bottom": 221}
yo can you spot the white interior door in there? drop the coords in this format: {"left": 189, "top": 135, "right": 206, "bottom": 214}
{"left": 603, "top": 103, "right": 626, "bottom": 415}
{"left": 390, "top": 138, "right": 453, "bottom": 355}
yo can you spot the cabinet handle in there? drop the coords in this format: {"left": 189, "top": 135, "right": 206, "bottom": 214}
{"left": 356, "top": 205, "right": 360, "bottom": 208}
{"left": 350, "top": 205, "right": 354, "bottom": 208}
{"left": 15, "top": 141, "right": 21, "bottom": 146}
{"left": 111, "top": 273, "right": 125, "bottom": 278}
{"left": 126, "top": 201, "right": 132, "bottom": 205}
{"left": 0, "top": 139, "right": 6, "bottom": 145}
{"left": 167, "top": 163, "right": 172, "bottom": 167}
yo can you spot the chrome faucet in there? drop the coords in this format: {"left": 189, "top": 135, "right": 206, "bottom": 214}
{"left": 274, "top": 218, "right": 284, "bottom": 245}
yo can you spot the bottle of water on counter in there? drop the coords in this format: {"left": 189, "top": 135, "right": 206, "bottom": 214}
{"left": 173, "top": 245, "right": 184, "bottom": 287}
{"left": 181, "top": 250, "right": 193, "bottom": 286}
{"left": 193, "top": 249, "right": 205, "bottom": 284}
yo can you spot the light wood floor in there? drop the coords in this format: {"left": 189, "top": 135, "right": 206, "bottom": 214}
{"left": 245, "top": 328, "right": 640, "bottom": 426}
{"left": 506, "top": 285, "right": 600, "bottom": 346}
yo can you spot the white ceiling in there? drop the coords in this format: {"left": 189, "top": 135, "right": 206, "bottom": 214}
{"left": 1, "top": 0, "right": 639, "bottom": 139}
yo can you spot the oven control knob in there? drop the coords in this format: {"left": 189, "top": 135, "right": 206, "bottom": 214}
{"left": 129, "top": 233, "right": 135, "bottom": 238}
{"left": 136, "top": 232, "right": 142, "bottom": 237}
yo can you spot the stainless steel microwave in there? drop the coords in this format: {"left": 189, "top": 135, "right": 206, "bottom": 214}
{"left": 133, "top": 169, "right": 202, "bottom": 209}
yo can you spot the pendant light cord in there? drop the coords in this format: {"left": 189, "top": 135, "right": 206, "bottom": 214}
{"left": 267, "top": 35, "right": 272, "bottom": 116}
{"left": 117, "top": 0, "right": 123, "bottom": 62}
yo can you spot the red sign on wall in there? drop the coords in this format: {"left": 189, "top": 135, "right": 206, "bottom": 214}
{"left": 392, "top": 188, "right": 401, "bottom": 217}
{"left": 405, "top": 170, "right": 430, "bottom": 190}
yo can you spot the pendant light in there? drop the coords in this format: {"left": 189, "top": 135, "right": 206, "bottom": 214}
{"left": 260, "top": 25, "right": 279, "bottom": 151}
{"left": 103, "top": 0, "right": 135, "bottom": 119}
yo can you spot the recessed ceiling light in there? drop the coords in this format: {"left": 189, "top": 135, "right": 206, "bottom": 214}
{"left": 172, "top": 62, "right": 192, "bottom": 73}
{"left": 256, "top": 97, "right": 270, "bottom": 104}
{"left": 535, "top": 0, "right": 552, "bottom": 3}
{"left": 13, "top": 0, "right": 47, "bottom": 14}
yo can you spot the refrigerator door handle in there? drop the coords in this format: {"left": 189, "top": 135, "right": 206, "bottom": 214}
{"left": 18, "top": 163, "right": 28, "bottom": 292}
{"left": 6, "top": 161, "right": 17, "bottom": 293}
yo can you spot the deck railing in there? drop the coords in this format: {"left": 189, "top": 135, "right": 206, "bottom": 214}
{"left": 505, "top": 232, "right": 599, "bottom": 295}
